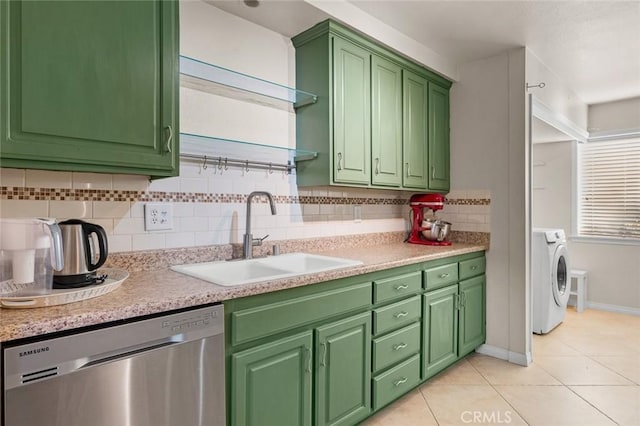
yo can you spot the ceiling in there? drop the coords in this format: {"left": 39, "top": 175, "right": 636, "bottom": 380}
{"left": 209, "top": 0, "right": 640, "bottom": 105}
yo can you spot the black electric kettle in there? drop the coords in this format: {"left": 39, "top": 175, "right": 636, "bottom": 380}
{"left": 54, "top": 219, "right": 108, "bottom": 288}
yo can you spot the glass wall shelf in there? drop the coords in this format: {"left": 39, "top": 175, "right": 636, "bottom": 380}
{"left": 179, "top": 56, "right": 317, "bottom": 108}
{"left": 180, "top": 133, "right": 318, "bottom": 174}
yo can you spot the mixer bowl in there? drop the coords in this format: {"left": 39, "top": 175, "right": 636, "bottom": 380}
{"left": 421, "top": 219, "right": 452, "bottom": 242}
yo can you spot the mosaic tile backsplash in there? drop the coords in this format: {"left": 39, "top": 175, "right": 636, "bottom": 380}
{"left": 0, "top": 166, "right": 491, "bottom": 253}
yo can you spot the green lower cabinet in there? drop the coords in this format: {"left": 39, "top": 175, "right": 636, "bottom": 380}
{"left": 373, "top": 295, "right": 421, "bottom": 335}
{"left": 372, "top": 322, "right": 421, "bottom": 373}
{"left": 231, "top": 332, "right": 313, "bottom": 426}
{"left": 422, "top": 284, "right": 459, "bottom": 379}
{"left": 315, "top": 312, "right": 371, "bottom": 426}
{"left": 372, "top": 354, "right": 421, "bottom": 410}
{"left": 227, "top": 253, "right": 486, "bottom": 425}
{"left": 459, "top": 275, "right": 486, "bottom": 357}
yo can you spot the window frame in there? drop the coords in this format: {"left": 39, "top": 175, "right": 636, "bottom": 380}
{"left": 573, "top": 133, "right": 640, "bottom": 247}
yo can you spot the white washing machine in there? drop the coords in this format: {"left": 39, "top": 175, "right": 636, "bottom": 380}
{"left": 532, "top": 228, "right": 570, "bottom": 334}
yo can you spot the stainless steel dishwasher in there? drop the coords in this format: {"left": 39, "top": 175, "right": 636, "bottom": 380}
{"left": 2, "top": 304, "right": 225, "bottom": 426}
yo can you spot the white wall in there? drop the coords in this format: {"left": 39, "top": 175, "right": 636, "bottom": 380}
{"left": 588, "top": 96, "right": 640, "bottom": 133}
{"left": 450, "top": 49, "right": 529, "bottom": 365}
{"left": 526, "top": 50, "right": 588, "bottom": 130}
{"left": 180, "top": 1, "right": 294, "bottom": 148}
{"left": 570, "top": 243, "right": 640, "bottom": 312}
{"left": 532, "top": 141, "right": 573, "bottom": 233}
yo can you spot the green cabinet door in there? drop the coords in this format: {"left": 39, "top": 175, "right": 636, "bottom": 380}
{"left": 316, "top": 312, "right": 371, "bottom": 426}
{"left": 293, "top": 21, "right": 452, "bottom": 191}
{"left": 231, "top": 332, "right": 313, "bottom": 426}
{"left": 0, "top": 0, "right": 178, "bottom": 178}
{"left": 423, "top": 284, "right": 459, "bottom": 379}
{"left": 332, "top": 37, "right": 370, "bottom": 185}
{"left": 371, "top": 55, "right": 402, "bottom": 187}
{"left": 402, "top": 70, "right": 429, "bottom": 189}
{"left": 428, "top": 83, "right": 450, "bottom": 191}
{"left": 459, "top": 275, "right": 486, "bottom": 357}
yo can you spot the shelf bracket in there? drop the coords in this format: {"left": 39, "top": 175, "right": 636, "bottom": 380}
{"left": 294, "top": 152, "right": 318, "bottom": 162}
{"left": 293, "top": 94, "right": 318, "bottom": 109}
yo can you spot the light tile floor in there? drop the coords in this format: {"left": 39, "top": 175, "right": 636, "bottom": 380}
{"left": 362, "top": 309, "right": 640, "bottom": 425}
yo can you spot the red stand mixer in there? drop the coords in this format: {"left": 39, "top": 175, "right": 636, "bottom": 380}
{"left": 407, "top": 194, "right": 452, "bottom": 246}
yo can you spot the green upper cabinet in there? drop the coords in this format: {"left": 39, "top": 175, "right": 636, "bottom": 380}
{"left": 0, "top": 0, "right": 179, "bottom": 178}
{"left": 293, "top": 19, "right": 451, "bottom": 192}
{"left": 402, "top": 70, "right": 429, "bottom": 189}
{"left": 428, "top": 83, "right": 451, "bottom": 191}
{"left": 371, "top": 56, "right": 402, "bottom": 187}
{"left": 333, "top": 37, "right": 371, "bottom": 185}
{"left": 315, "top": 312, "right": 371, "bottom": 426}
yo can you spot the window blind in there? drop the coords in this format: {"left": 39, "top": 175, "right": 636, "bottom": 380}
{"left": 578, "top": 138, "right": 640, "bottom": 239}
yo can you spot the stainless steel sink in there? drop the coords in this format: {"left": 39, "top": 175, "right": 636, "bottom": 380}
{"left": 170, "top": 253, "right": 363, "bottom": 287}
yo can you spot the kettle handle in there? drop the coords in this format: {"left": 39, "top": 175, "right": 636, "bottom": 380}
{"left": 82, "top": 222, "right": 109, "bottom": 270}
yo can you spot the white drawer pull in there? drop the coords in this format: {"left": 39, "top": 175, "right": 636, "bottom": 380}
{"left": 393, "top": 343, "right": 408, "bottom": 351}
{"left": 439, "top": 273, "right": 450, "bottom": 278}
{"left": 394, "top": 311, "right": 409, "bottom": 319}
{"left": 393, "top": 377, "right": 408, "bottom": 387}
{"left": 394, "top": 284, "right": 409, "bottom": 290}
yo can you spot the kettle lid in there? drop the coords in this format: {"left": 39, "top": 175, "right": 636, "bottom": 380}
{"left": 58, "top": 219, "right": 87, "bottom": 226}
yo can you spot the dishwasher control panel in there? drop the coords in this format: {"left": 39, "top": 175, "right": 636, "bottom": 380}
{"left": 162, "top": 308, "right": 220, "bottom": 333}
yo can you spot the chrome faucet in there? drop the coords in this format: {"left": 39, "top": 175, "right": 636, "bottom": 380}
{"left": 243, "top": 191, "right": 277, "bottom": 259}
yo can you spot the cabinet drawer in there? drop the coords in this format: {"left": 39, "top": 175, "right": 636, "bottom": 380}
{"left": 373, "top": 295, "right": 421, "bottom": 335}
{"left": 373, "top": 354, "right": 421, "bottom": 410}
{"left": 231, "top": 282, "right": 371, "bottom": 345}
{"left": 373, "top": 322, "right": 421, "bottom": 373}
{"left": 373, "top": 271, "right": 422, "bottom": 304}
{"left": 459, "top": 257, "right": 486, "bottom": 280}
{"left": 424, "top": 263, "right": 458, "bottom": 290}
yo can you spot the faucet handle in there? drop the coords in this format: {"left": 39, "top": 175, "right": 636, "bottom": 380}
{"left": 252, "top": 234, "right": 270, "bottom": 246}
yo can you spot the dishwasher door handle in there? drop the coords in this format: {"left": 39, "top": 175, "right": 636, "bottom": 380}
{"left": 80, "top": 336, "right": 184, "bottom": 370}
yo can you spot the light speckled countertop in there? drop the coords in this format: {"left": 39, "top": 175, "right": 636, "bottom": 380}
{"left": 0, "top": 242, "right": 486, "bottom": 343}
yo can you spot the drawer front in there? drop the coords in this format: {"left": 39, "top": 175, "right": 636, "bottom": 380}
{"left": 373, "top": 322, "right": 421, "bottom": 373}
{"left": 373, "top": 354, "right": 421, "bottom": 410}
{"left": 231, "top": 282, "right": 371, "bottom": 345}
{"left": 459, "top": 257, "right": 486, "bottom": 280}
{"left": 373, "top": 295, "right": 421, "bottom": 336}
{"left": 373, "top": 271, "right": 422, "bottom": 304}
{"left": 424, "top": 263, "right": 458, "bottom": 290}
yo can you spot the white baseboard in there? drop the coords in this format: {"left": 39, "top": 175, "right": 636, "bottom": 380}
{"left": 475, "top": 344, "right": 532, "bottom": 366}
{"left": 475, "top": 344, "right": 508, "bottom": 359}
{"left": 586, "top": 302, "right": 640, "bottom": 316}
